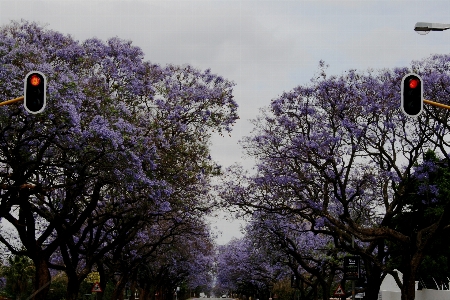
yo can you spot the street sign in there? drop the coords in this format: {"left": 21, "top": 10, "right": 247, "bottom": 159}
{"left": 344, "top": 256, "right": 360, "bottom": 280}
{"left": 333, "top": 284, "right": 346, "bottom": 297}
{"left": 91, "top": 282, "right": 102, "bottom": 293}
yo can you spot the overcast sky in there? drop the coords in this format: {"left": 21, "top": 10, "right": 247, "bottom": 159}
{"left": 1, "top": 0, "right": 450, "bottom": 244}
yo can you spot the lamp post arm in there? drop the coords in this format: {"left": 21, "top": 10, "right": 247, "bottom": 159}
{"left": 415, "top": 22, "right": 450, "bottom": 31}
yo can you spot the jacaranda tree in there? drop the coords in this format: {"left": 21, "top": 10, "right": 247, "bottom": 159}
{"left": 217, "top": 235, "right": 289, "bottom": 300}
{"left": 220, "top": 57, "right": 450, "bottom": 300}
{"left": 244, "top": 211, "right": 344, "bottom": 300}
{"left": 0, "top": 20, "right": 238, "bottom": 300}
{"left": 105, "top": 204, "right": 216, "bottom": 300}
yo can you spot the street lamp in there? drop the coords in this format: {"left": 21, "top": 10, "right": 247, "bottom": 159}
{"left": 411, "top": 21, "right": 450, "bottom": 112}
{"left": 414, "top": 22, "right": 450, "bottom": 35}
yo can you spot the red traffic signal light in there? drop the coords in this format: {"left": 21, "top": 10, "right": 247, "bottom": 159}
{"left": 409, "top": 78, "right": 419, "bottom": 89}
{"left": 29, "top": 74, "right": 42, "bottom": 86}
{"left": 24, "top": 71, "right": 46, "bottom": 114}
{"left": 401, "top": 73, "right": 423, "bottom": 117}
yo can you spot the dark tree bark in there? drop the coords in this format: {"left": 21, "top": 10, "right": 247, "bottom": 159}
{"left": 32, "top": 258, "right": 51, "bottom": 300}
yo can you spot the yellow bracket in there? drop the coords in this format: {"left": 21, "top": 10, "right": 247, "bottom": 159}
{"left": 0, "top": 96, "right": 24, "bottom": 107}
{"left": 424, "top": 99, "right": 450, "bottom": 111}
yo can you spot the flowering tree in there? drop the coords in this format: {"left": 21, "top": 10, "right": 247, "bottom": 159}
{"left": 388, "top": 150, "right": 450, "bottom": 289}
{"left": 103, "top": 205, "right": 216, "bottom": 300}
{"left": 0, "top": 20, "right": 238, "bottom": 300}
{"left": 244, "top": 212, "right": 344, "bottom": 300}
{"left": 220, "top": 57, "right": 450, "bottom": 300}
{"left": 217, "top": 238, "right": 254, "bottom": 296}
{"left": 216, "top": 236, "right": 288, "bottom": 299}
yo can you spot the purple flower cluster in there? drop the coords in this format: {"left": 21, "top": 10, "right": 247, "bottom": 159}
{"left": 219, "top": 55, "right": 450, "bottom": 298}
{"left": 0, "top": 20, "right": 237, "bottom": 299}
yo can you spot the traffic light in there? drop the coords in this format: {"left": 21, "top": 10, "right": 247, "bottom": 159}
{"left": 24, "top": 71, "right": 46, "bottom": 114}
{"left": 401, "top": 73, "right": 423, "bottom": 117}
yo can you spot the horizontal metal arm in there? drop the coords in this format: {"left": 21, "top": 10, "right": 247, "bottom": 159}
{"left": 0, "top": 96, "right": 24, "bottom": 106}
{"left": 424, "top": 99, "right": 450, "bottom": 110}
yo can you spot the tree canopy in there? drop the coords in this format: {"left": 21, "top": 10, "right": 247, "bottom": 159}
{"left": 0, "top": 20, "right": 238, "bottom": 300}
{"left": 219, "top": 57, "right": 450, "bottom": 300}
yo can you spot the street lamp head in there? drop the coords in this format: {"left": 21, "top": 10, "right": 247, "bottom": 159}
{"left": 414, "top": 22, "right": 431, "bottom": 35}
{"left": 415, "top": 22, "right": 432, "bottom": 31}
{"left": 415, "top": 22, "right": 450, "bottom": 34}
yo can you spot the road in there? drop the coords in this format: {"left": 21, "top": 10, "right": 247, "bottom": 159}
{"left": 193, "top": 297, "right": 233, "bottom": 300}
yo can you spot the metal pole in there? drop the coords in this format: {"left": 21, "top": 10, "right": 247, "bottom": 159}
{"left": 424, "top": 99, "right": 450, "bottom": 110}
{"left": 0, "top": 96, "right": 24, "bottom": 106}
{"left": 352, "top": 235, "right": 355, "bottom": 300}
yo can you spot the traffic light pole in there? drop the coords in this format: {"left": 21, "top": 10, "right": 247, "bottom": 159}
{"left": 0, "top": 96, "right": 24, "bottom": 107}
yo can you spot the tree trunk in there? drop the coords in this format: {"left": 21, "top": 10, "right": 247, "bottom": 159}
{"left": 32, "top": 258, "right": 51, "bottom": 300}
{"left": 400, "top": 268, "right": 416, "bottom": 300}
{"left": 65, "top": 274, "right": 81, "bottom": 300}
{"left": 139, "top": 286, "right": 152, "bottom": 300}
{"left": 364, "top": 264, "right": 384, "bottom": 300}
{"left": 321, "top": 269, "right": 335, "bottom": 300}
{"left": 129, "top": 280, "right": 138, "bottom": 300}
{"left": 400, "top": 260, "right": 423, "bottom": 300}
{"left": 321, "top": 282, "right": 331, "bottom": 300}
{"left": 400, "top": 249, "right": 424, "bottom": 300}
{"left": 364, "top": 277, "right": 384, "bottom": 300}
{"left": 322, "top": 284, "right": 331, "bottom": 300}
{"left": 112, "top": 277, "right": 127, "bottom": 300}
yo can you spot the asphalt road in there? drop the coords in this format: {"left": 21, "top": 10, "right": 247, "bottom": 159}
{"left": 194, "top": 297, "right": 233, "bottom": 300}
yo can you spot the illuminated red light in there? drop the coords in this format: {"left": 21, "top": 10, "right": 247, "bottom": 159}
{"left": 409, "top": 78, "right": 419, "bottom": 89}
{"left": 29, "top": 74, "right": 41, "bottom": 86}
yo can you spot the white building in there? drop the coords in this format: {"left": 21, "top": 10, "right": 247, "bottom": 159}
{"left": 379, "top": 270, "right": 450, "bottom": 300}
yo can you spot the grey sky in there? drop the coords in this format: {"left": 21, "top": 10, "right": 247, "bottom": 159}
{"left": 1, "top": 0, "right": 449, "bottom": 244}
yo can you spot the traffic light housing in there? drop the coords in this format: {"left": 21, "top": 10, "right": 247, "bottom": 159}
{"left": 24, "top": 71, "right": 46, "bottom": 114}
{"left": 401, "top": 73, "right": 423, "bottom": 117}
